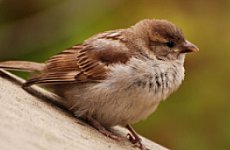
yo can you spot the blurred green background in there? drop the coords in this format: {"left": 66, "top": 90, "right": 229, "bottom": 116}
{"left": 0, "top": 0, "right": 230, "bottom": 149}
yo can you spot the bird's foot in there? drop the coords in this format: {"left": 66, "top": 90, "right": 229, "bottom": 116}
{"left": 126, "top": 125, "right": 150, "bottom": 150}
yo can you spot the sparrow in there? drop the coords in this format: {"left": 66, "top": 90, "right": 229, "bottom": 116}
{"left": 0, "top": 19, "right": 198, "bottom": 150}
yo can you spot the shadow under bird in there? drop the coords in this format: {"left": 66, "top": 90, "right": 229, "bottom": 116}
{"left": 0, "top": 19, "right": 199, "bottom": 150}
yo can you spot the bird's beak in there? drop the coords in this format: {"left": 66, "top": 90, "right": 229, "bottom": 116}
{"left": 180, "top": 40, "right": 199, "bottom": 53}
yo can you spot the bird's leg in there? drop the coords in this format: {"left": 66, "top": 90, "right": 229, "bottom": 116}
{"left": 126, "top": 124, "right": 149, "bottom": 150}
{"left": 85, "top": 115, "right": 121, "bottom": 141}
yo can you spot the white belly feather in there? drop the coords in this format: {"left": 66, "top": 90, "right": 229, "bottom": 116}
{"left": 63, "top": 58, "right": 185, "bottom": 127}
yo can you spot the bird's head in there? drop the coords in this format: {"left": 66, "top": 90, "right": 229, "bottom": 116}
{"left": 132, "top": 19, "right": 199, "bottom": 62}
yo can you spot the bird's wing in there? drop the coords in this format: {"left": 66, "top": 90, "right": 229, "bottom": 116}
{"left": 24, "top": 33, "right": 132, "bottom": 87}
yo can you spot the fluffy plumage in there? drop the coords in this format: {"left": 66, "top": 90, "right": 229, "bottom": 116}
{"left": 0, "top": 19, "right": 198, "bottom": 150}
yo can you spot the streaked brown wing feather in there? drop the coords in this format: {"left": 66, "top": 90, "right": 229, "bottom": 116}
{"left": 24, "top": 45, "right": 109, "bottom": 86}
{"left": 24, "top": 32, "right": 132, "bottom": 87}
{"left": 24, "top": 45, "right": 106, "bottom": 86}
{"left": 45, "top": 48, "right": 79, "bottom": 72}
{"left": 23, "top": 71, "right": 80, "bottom": 87}
{"left": 75, "top": 46, "right": 108, "bottom": 81}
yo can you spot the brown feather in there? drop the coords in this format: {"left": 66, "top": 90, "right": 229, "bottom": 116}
{"left": 24, "top": 33, "right": 133, "bottom": 86}
{"left": 0, "top": 61, "right": 45, "bottom": 72}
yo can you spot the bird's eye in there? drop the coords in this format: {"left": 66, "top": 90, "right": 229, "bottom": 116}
{"left": 166, "top": 41, "right": 175, "bottom": 48}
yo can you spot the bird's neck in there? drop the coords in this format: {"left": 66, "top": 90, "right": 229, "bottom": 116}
{"left": 176, "top": 53, "right": 186, "bottom": 65}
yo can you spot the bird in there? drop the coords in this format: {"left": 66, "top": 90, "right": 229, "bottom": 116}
{"left": 0, "top": 19, "right": 198, "bottom": 150}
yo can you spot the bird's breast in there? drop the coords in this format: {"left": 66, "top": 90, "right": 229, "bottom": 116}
{"left": 107, "top": 58, "right": 185, "bottom": 103}
{"left": 67, "top": 58, "right": 185, "bottom": 126}
{"left": 89, "top": 58, "right": 185, "bottom": 124}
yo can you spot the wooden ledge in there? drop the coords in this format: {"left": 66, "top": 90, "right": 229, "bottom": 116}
{"left": 0, "top": 69, "right": 167, "bottom": 150}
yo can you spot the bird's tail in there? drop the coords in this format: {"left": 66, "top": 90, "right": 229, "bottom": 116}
{"left": 0, "top": 61, "right": 45, "bottom": 72}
